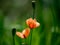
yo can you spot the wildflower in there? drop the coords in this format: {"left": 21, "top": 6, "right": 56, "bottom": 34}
{"left": 26, "top": 18, "right": 40, "bottom": 29}
{"left": 16, "top": 28, "right": 30, "bottom": 39}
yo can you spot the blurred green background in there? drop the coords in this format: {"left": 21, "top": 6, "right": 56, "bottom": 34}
{"left": 0, "top": 0, "right": 60, "bottom": 45}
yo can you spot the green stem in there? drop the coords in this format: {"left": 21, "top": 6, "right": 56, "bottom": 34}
{"left": 22, "top": 39, "right": 25, "bottom": 45}
{"left": 13, "top": 36, "right": 15, "bottom": 45}
{"left": 12, "top": 28, "right": 16, "bottom": 45}
{"left": 33, "top": 8, "right": 35, "bottom": 19}
{"left": 30, "top": 29, "right": 33, "bottom": 45}
{"left": 32, "top": 1, "right": 35, "bottom": 19}
{"left": 30, "top": 1, "right": 36, "bottom": 45}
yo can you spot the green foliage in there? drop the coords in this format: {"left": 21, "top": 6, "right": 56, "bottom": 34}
{"left": 0, "top": 0, "right": 60, "bottom": 45}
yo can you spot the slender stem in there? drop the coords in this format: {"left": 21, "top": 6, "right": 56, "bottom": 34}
{"left": 30, "top": 1, "right": 36, "bottom": 45}
{"left": 30, "top": 29, "right": 33, "bottom": 45}
{"left": 12, "top": 28, "right": 16, "bottom": 45}
{"left": 21, "top": 39, "right": 25, "bottom": 45}
{"left": 13, "top": 36, "right": 15, "bottom": 45}
{"left": 33, "top": 8, "right": 35, "bottom": 19}
{"left": 32, "top": 1, "right": 35, "bottom": 19}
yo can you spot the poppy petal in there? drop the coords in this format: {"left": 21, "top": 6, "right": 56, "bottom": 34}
{"left": 22, "top": 28, "right": 30, "bottom": 38}
{"left": 35, "top": 22, "right": 40, "bottom": 28}
{"left": 16, "top": 32, "right": 24, "bottom": 38}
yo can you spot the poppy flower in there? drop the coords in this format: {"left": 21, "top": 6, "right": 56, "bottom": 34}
{"left": 26, "top": 18, "right": 40, "bottom": 29}
{"left": 16, "top": 28, "right": 30, "bottom": 39}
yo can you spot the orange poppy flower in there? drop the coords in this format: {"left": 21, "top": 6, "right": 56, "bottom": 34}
{"left": 16, "top": 28, "right": 30, "bottom": 39}
{"left": 26, "top": 18, "right": 40, "bottom": 29}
